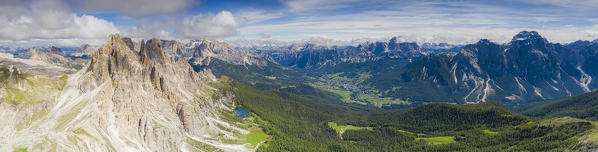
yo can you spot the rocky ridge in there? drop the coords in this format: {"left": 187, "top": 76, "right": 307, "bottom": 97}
{"left": 265, "top": 37, "right": 430, "bottom": 69}
{"left": 399, "top": 31, "right": 597, "bottom": 103}
{"left": 0, "top": 34, "right": 254, "bottom": 152}
{"left": 70, "top": 44, "right": 99, "bottom": 58}
{"left": 159, "top": 39, "right": 266, "bottom": 66}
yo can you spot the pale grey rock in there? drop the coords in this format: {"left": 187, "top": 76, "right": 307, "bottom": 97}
{"left": 71, "top": 44, "right": 99, "bottom": 57}
{"left": 29, "top": 48, "right": 89, "bottom": 70}
{"left": 159, "top": 39, "right": 267, "bottom": 66}
{"left": 0, "top": 34, "right": 254, "bottom": 152}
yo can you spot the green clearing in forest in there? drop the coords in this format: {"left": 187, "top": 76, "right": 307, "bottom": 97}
{"left": 415, "top": 136, "right": 456, "bottom": 145}
{"left": 328, "top": 122, "right": 373, "bottom": 135}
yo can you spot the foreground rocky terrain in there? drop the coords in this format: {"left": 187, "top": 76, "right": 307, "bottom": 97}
{"left": 0, "top": 35, "right": 259, "bottom": 152}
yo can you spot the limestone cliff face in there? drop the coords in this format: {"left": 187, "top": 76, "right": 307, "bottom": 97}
{"left": 159, "top": 39, "right": 266, "bottom": 66}
{"left": 29, "top": 48, "right": 88, "bottom": 69}
{"left": 30, "top": 49, "right": 70, "bottom": 65}
{"left": 1, "top": 34, "right": 252, "bottom": 152}
{"left": 71, "top": 44, "right": 99, "bottom": 58}
{"left": 265, "top": 38, "right": 430, "bottom": 69}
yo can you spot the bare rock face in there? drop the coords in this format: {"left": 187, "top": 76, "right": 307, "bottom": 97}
{"left": 399, "top": 31, "right": 597, "bottom": 104}
{"left": 122, "top": 37, "right": 136, "bottom": 51}
{"left": 87, "top": 34, "right": 142, "bottom": 84}
{"left": 71, "top": 44, "right": 99, "bottom": 57}
{"left": 159, "top": 39, "right": 267, "bottom": 66}
{"left": 71, "top": 34, "right": 232, "bottom": 151}
{"left": 49, "top": 46, "right": 66, "bottom": 56}
{"left": 1, "top": 34, "right": 252, "bottom": 152}
{"left": 30, "top": 48, "right": 71, "bottom": 66}
{"left": 29, "top": 48, "right": 88, "bottom": 69}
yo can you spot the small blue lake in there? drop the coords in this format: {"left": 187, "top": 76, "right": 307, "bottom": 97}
{"left": 236, "top": 107, "right": 249, "bottom": 118}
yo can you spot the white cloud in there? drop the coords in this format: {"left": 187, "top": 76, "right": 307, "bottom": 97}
{"left": 259, "top": 33, "right": 271, "bottom": 39}
{"left": 2, "top": 0, "right": 597, "bottom": 48}
{"left": 235, "top": 0, "right": 598, "bottom": 46}
{"left": 520, "top": 0, "right": 598, "bottom": 10}
{"left": 0, "top": 0, "right": 246, "bottom": 47}
{"left": 233, "top": 25, "right": 598, "bottom": 47}
{"left": 177, "top": 11, "right": 247, "bottom": 39}
{"left": 225, "top": 38, "right": 290, "bottom": 48}
{"left": 236, "top": 9, "right": 284, "bottom": 24}
{"left": 126, "top": 11, "right": 247, "bottom": 40}
{"left": 0, "top": 0, "right": 118, "bottom": 42}
{"left": 281, "top": 0, "right": 362, "bottom": 13}
{"left": 77, "top": 0, "right": 196, "bottom": 16}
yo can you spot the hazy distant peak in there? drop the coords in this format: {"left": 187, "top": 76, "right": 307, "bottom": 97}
{"left": 512, "top": 31, "right": 544, "bottom": 41}
{"left": 476, "top": 39, "right": 494, "bottom": 45}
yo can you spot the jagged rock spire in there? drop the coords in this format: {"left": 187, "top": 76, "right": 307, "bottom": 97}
{"left": 87, "top": 34, "right": 140, "bottom": 83}
{"left": 140, "top": 38, "right": 170, "bottom": 65}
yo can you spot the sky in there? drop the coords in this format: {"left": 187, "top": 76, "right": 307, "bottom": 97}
{"left": 1, "top": 0, "right": 598, "bottom": 47}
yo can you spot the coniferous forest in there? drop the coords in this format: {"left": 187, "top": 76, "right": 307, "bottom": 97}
{"left": 230, "top": 81, "right": 597, "bottom": 152}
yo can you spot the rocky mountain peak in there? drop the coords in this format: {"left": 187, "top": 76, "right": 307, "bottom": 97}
{"left": 29, "top": 48, "right": 74, "bottom": 69}
{"left": 476, "top": 39, "right": 492, "bottom": 45}
{"left": 49, "top": 46, "right": 66, "bottom": 56}
{"left": 87, "top": 34, "right": 211, "bottom": 87}
{"left": 389, "top": 36, "right": 399, "bottom": 44}
{"left": 512, "top": 30, "right": 545, "bottom": 42}
{"left": 459, "top": 39, "right": 500, "bottom": 58}
{"left": 4, "top": 34, "right": 241, "bottom": 151}
{"left": 509, "top": 30, "right": 550, "bottom": 53}
{"left": 388, "top": 37, "right": 399, "bottom": 51}
{"left": 140, "top": 38, "right": 171, "bottom": 65}
{"left": 80, "top": 44, "right": 91, "bottom": 50}
{"left": 122, "top": 37, "right": 135, "bottom": 51}
{"left": 87, "top": 34, "right": 141, "bottom": 83}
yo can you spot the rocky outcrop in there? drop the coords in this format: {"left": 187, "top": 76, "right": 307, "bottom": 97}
{"left": 1, "top": 34, "right": 252, "bottom": 152}
{"left": 30, "top": 48, "right": 71, "bottom": 66}
{"left": 70, "top": 44, "right": 99, "bottom": 58}
{"left": 29, "top": 47, "right": 89, "bottom": 70}
{"left": 265, "top": 37, "right": 430, "bottom": 69}
{"left": 79, "top": 34, "right": 232, "bottom": 151}
{"left": 159, "top": 39, "right": 266, "bottom": 66}
{"left": 49, "top": 46, "right": 66, "bottom": 56}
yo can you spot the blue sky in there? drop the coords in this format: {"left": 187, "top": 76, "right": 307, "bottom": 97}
{"left": 1, "top": 0, "right": 598, "bottom": 47}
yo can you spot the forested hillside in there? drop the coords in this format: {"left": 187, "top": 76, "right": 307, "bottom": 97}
{"left": 231, "top": 81, "right": 598, "bottom": 151}
{"left": 524, "top": 91, "right": 598, "bottom": 121}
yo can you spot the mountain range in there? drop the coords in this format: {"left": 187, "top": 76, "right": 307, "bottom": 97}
{"left": 4, "top": 31, "right": 597, "bottom": 108}
{"left": 399, "top": 31, "right": 597, "bottom": 104}
{"left": 2, "top": 31, "right": 598, "bottom": 151}
{"left": 226, "top": 31, "right": 598, "bottom": 107}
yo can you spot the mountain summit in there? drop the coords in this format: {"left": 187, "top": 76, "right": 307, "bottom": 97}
{"left": 1, "top": 34, "right": 254, "bottom": 152}
{"left": 511, "top": 30, "right": 545, "bottom": 41}
{"left": 398, "top": 31, "right": 595, "bottom": 104}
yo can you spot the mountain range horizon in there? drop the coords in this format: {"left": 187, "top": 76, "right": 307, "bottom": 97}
{"left": 2, "top": 28, "right": 598, "bottom": 152}
{"left": 3, "top": 0, "right": 598, "bottom": 151}
{"left": 7, "top": 30, "right": 598, "bottom": 50}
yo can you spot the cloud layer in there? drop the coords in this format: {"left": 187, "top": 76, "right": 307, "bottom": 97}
{"left": 126, "top": 11, "right": 247, "bottom": 40}
{"left": 233, "top": 0, "right": 598, "bottom": 46}
{"left": 0, "top": 0, "right": 118, "bottom": 41}
{"left": 77, "top": 0, "right": 196, "bottom": 16}
{"left": 0, "top": 0, "right": 248, "bottom": 47}
{"left": 1, "top": 0, "right": 598, "bottom": 47}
